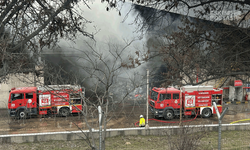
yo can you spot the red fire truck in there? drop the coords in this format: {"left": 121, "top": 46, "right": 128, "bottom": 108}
{"left": 149, "top": 85, "right": 223, "bottom": 119}
{"left": 8, "top": 85, "right": 84, "bottom": 119}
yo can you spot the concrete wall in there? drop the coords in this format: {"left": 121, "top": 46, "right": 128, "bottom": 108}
{"left": 0, "top": 73, "right": 44, "bottom": 109}
{"left": 0, "top": 123, "right": 250, "bottom": 144}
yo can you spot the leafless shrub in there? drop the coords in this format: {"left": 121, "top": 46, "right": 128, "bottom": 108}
{"left": 167, "top": 125, "right": 208, "bottom": 150}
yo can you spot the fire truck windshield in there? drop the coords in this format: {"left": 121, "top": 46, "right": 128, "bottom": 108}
{"left": 11, "top": 93, "right": 24, "bottom": 100}
{"left": 151, "top": 91, "right": 158, "bottom": 101}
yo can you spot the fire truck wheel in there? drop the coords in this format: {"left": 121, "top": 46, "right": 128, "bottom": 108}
{"left": 17, "top": 110, "right": 26, "bottom": 119}
{"left": 163, "top": 110, "right": 174, "bottom": 120}
{"left": 60, "top": 108, "right": 70, "bottom": 117}
{"left": 202, "top": 108, "right": 212, "bottom": 118}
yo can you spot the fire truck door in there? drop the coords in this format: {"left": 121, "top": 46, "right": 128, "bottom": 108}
{"left": 173, "top": 93, "right": 180, "bottom": 108}
{"left": 159, "top": 93, "right": 172, "bottom": 108}
{"left": 10, "top": 93, "right": 26, "bottom": 108}
{"left": 24, "top": 93, "right": 36, "bottom": 108}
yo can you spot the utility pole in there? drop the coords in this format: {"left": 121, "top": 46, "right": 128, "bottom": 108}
{"left": 145, "top": 69, "right": 149, "bottom": 129}
{"left": 179, "top": 88, "right": 182, "bottom": 126}
{"left": 98, "top": 106, "right": 103, "bottom": 150}
{"left": 213, "top": 102, "right": 228, "bottom": 150}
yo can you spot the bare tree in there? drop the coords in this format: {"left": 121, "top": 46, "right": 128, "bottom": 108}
{"left": 101, "top": 1, "right": 250, "bottom": 86}
{"left": 107, "top": 1, "right": 250, "bottom": 26}
{"left": 144, "top": 15, "right": 250, "bottom": 86}
{"left": 107, "top": 2, "right": 250, "bottom": 88}
{"left": 0, "top": 0, "right": 94, "bottom": 83}
{"left": 37, "top": 38, "right": 148, "bottom": 149}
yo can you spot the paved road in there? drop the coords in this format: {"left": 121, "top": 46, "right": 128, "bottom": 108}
{"left": 0, "top": 102, "right": 249, "bottom": 135}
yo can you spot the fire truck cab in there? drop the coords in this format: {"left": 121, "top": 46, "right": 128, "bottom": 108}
{"left": 149, "top": 87, "right": 181, "bottom": 120}
{"left": 8, "top": 87, "right": 38, "bottom": 118}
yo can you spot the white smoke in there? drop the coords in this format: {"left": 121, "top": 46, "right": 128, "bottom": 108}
{"left": 42, "top": 1, "right": 149, "bottom": 99}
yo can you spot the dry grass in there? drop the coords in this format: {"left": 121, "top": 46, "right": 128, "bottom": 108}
{"left": 1, "top": 130, "right": 250, "bottom": 150}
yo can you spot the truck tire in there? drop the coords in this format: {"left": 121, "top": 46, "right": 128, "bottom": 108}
{"left": 163, "top": 110, "right": 174, "bottom": 120}
{"left": 202, "top": 108, "right": 212, "bottom": 118}
{"left": 17, "top": 110, "right": 26, "bottom": 119}
{"left": 60, "top": 108, "right": 70, "bottom": 117}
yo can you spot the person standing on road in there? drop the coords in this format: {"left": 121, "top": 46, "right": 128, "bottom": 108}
{"left": 139, "top": 115, "right": 145, "bottom": 127}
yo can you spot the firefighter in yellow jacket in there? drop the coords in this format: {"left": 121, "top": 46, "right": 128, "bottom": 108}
{"left": 139, "top": 115, "right": 145, "bottom": 127}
